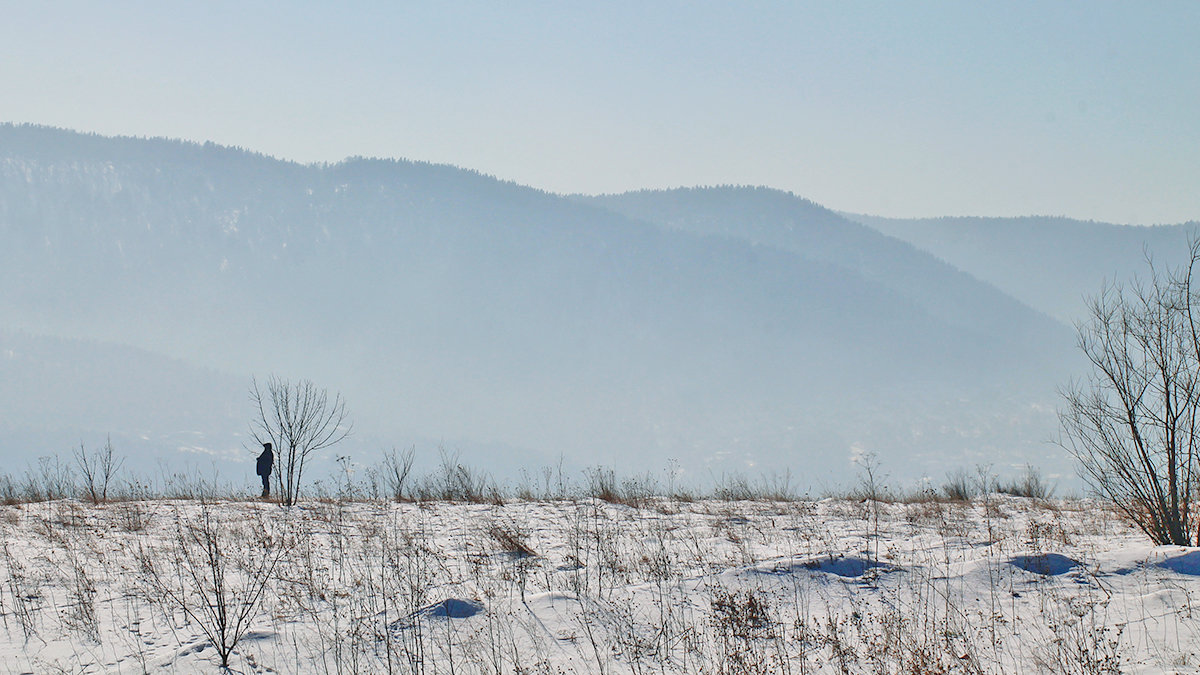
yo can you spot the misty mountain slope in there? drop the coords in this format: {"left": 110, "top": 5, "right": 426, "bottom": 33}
{"left": 1, "top": 131, "right": 994, "bottom": 384}
{"left": 844, "top": 213, "right": 1200, "bottom": 324}
{"left": 0, "top": 331, "right": 247, "bottom": 468}
{"left": 0, "top": 125, "right": 1075, "bottom": 480}
{"left": 581, "top": 187, "right": 1076, "bottom": 363}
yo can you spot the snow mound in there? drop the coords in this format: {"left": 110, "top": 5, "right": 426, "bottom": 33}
{"left": 396, "top": 595, "right": 484, "bottom": 624}
{"left": 806, "top": 555, "right": 894, "bottom": 578}
{"left": 1008, "top": 553, "right": 1080, "bottom": 576}
{"left": 419, "top": 598, "right": 485, "bottom": 619}
{"left": 387, "top": 598, "right": 486, "bottom": 632}
{"left": 749, "top": 555, "right": 896, "bottom": 579}
{"left": 1154, "top": 550, "right": 1200, "bottom": 576}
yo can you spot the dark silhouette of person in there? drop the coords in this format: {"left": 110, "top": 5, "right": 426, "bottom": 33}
{"left": 256, "top": 442, "right": 274, "bottom": 498}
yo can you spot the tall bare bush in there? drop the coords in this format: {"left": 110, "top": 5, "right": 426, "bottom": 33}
{"left": 1060, "top": 241, "right": 1200, "bottom": 545}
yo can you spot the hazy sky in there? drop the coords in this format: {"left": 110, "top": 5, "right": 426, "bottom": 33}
{"left": 3, "top": 2, "right": 1198, "bottom": 224}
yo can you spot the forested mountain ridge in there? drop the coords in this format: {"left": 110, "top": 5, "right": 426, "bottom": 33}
{"left": 582, "top": 187, "right": 1072, "bottom": 358}
{"left": 0, "top": 124, "right": 1081, "bottom": 483}
{"left": 844, "top": 212, "right": 1200, "bottom": 325}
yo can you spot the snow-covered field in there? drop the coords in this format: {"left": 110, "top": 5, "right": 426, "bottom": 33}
{"left": 0, "top": 494, "right": 1196, "bottom": 673}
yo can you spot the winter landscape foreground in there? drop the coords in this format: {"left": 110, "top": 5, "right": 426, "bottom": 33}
{"left": 1, "top": 487, "right": 1197, "bottom": 674}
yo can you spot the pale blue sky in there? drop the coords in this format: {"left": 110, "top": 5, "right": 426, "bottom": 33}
{"left": 3, "top": 1, "right": 1197, "bottom": 223}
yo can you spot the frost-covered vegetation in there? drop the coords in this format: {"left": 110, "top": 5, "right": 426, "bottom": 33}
{"left": 0, "top": 459, "right": 1195, "bottom": 673}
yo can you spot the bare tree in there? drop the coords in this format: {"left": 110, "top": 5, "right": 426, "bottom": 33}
{"left": 1059, "top": 242, "right": 1200, "bottom": 545}
{"left": 251, "top": 375, "right": 352, "bottom": 506}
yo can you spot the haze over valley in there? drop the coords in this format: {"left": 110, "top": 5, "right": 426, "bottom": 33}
{"left": 4, "top": 124, "right": 1195, "bottom": 489}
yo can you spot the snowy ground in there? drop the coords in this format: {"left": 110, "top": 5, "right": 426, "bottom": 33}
{"left": 0, "top": 494, "right": 1197, "bottom": 673}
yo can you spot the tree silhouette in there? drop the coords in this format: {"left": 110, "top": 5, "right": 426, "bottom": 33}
{"left": 250, "top": 375, "right": 351, "bottom": 506}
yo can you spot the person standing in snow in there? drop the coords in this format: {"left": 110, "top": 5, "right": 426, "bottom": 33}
{"left": 256, "top": 442, "right": 274, "bottom": 498}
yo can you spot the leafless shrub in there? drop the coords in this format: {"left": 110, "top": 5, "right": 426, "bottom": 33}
{"left": 487, "top": 516, "right": 538, "bottom": 603}
{"left": 899, "top": 486, "right": 943, "bottom": 504}
{"left": 136, "top": 506, "right": 287, "bottom": 668}
{"left": 797, "top": 599, "right": 985, "bottom": 675}
{"left": 386, "top": 514, "right": 438, "bottom": 674}
{"left": 331, "top": 454, "right": 361, "bottom": 502}
{"left": 1035, "top": 609, "right": 1125, "bottom": 675}
{"left": 415, "top": 449, "right": 502, "bottom": 504}
{"left": 1026, "top": 515, "right": 1072, "bottom": 551}
{"left": 711, "top": 471, "right": 794, "bottom": 502}
{"left": 585, "top": 467, "right": 657, "bottom": 507}
{"left": 513, "top": 470, "right": 538, "bottom": 502}
{"left": 154, "top": 462, "right": 233, "bottom": 501}
{"left": 115, "top": 501, "right": 149, "bottom": 533}
{"left": 1000, "top": 464, "right": 1055, "bottom": 500}
{"left": 0, "top": 475, "right": 19, "bottom": 505}
{"left": 73, "top": 437, "right": 124, "bottom": 505}
{"left": 586, "top": 466, "right": 622, "bottom": 504}
{"left": 382, "top": 446, "right": 416, "bottom": 502}
{"left": 112, "top": 480, "right": 154, "bottom": 532}
{"left": 61, "top": 546, "right": 99, "bottom": 643}
{"left": 712, "top": 472, "right": 756, "bottom": 502}
{"left": 23, "top": 455, "right": 75, "bottom": 502}
{"left": 2, "top": 541, "right": 40, "bottom": 641}
{"left": 943, "top": 467, "right": 977, "bottom": 501}
{"left": 487, "top": 519, "right": 536, "bottom": 559}
{"left": 511, "top": 458, "right": 573, "bottom": 502}
{"left": 853, "top": 450, "right": 891, "bottom": 502}
{"left": 854, "top": 451, "right": 890, "bottom": 574}
{"left": 710, "top": 589, "right": 778, "bottom": 675}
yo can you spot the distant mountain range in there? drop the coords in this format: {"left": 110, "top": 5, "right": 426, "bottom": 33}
{"left": 843, "top": 213, "right": 1200, "bottom": 325}
{"left": 3, "top": 124, "right": 1191, "bottom": 487}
